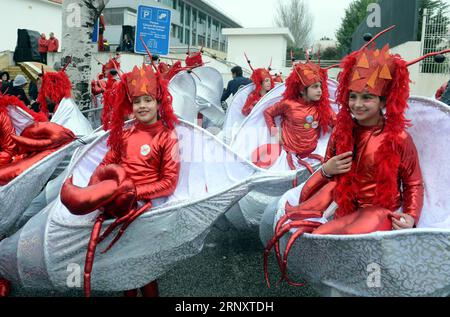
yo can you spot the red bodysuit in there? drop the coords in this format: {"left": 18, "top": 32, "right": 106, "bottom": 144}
{"left": 264, "top": 99, "right": 334, "bottom": 157}
{"left": 0, "top": 111, "right": 16, "bottom": 166}
{"left": 323, "top": 123, "right": 424, "bottom": 223}
{"left": 100, "top": 120, "right": 180, "bottom": 201}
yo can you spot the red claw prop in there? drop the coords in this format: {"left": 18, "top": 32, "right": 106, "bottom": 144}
{"left": 264, "top": 174, "right": 396, "bottom": 288}
{"left": 61, "top": 164, "right": 154, "bottom": 297}
{"left": 11, "top": 122, "right": 76, "bottom": 154}
{"left": 0, "top": 122, "right": 75, "bottom": 185}
{"left": 0, "top": 149, "right": 54, "bottom": 186}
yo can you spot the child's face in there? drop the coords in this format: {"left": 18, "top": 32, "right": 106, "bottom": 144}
{"left": 261, "top": 77, "right": 272, "bottom": 92}
{"left": 304, "top": 82, "right": 322, "bottom": 102}
{"left": 132, "top": 95, "right": 158, "bottom": 125}
{"left": 349, "top": 90, "right": 385, "bottom": 126}
{"left": 1, "top": 74, "right": 7, "bottom": 81}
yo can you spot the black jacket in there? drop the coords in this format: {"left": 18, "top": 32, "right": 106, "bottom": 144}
{"left": 221, "top": 76, "right": 253, "bottom": 102}
{"left": 8, "top": 86, "right": 30, "bottom": 106}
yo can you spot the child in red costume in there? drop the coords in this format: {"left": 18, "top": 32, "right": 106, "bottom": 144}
{"left": 263, "top": 33, "right": 440, "bottom": 287}
{"left": 37, "top": 66, "right": 72, "bottom": 118}
{"left": 242, "top": 55, "right": 275, "bottom": 117}
{"left": 261, "top": 58, "right": 335, "bottom": 173}
{"left": 60, "top": 60, "right": 180, "bottom": 297}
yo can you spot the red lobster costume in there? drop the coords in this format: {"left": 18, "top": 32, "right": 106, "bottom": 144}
{"left": 61, "top": 43, "right": 180, "bottom": 297}
{"left": 263, "top": 26, "right": 449, "bottom": 287}
{"left": 253, "top": 54, "right": 335, "bottom": 180}
{"left": 241, "top": 54, "right": 275, "bottom": 117}
{"left": 0, "top": 94, "right": 74, "bottom": 184}
{"left": 92, "top": 56, "right": 121, "bottom": 130}
{"left": 37, "top": 60, "right": 73, "bottom": 118}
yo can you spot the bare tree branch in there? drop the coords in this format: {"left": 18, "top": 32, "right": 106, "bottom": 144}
{"left": 275, "top": 0, "right": 314, "bottom": 48}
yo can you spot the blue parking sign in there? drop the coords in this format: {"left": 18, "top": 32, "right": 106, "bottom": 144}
{"left": 135, "top": 5, "right": 172, "bottom": 56}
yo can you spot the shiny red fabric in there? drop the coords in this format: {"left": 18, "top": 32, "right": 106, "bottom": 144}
{"left": 313, "top": 207, "right": 394, "bottom": 235}
{"left": 12, "top": 122, "right": 76, "bottom": 154}
{"left": 263, "top": 99, "right": 334, "bottom": 157}
{"left": 0, "top": 110, "right": 17, "bottom": 166}
{"left": 100, "top": 120, "right": 180, "bottom": 201}
{"left": 91, "top": 78, "right": 107, "bottom": 96}
{"left": 0, "top": 148, "right": 55, "bottom": 185}
{"left": 325, "top": 123, "right": 424, "bottom": 223}
{"left": 0, "top": 122, "right": 75, "bottom": 185}
{"left": 61, "top": 164, "right": 137, "bottom": 217}
{"left": 0, "top": 278, "right": 10, "bottom": 297}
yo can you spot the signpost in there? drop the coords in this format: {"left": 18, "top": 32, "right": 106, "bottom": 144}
{"left": 135, "top": 5, "right": 172, "bottom": 56}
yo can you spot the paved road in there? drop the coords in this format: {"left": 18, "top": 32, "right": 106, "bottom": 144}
{"left": 12, "top": 221, "right": 318, "bottom": 297}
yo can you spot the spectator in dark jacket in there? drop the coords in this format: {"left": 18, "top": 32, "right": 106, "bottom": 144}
{"left": 221, "top": 66, "right": 252, "bottom": 102}
{"left": 8, "top": 75, "right": 30, "bottom": 106}
{"left": 28, "top": 75, "right": 42, "bottom": 113}
{"left": 0, "top": 71, "right": 12, "bottom": 94}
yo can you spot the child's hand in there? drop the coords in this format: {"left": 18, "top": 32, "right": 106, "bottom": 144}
{"left": 392, "top": 214, "right": 415, "bottom": 230}
{"left": 322, "top": 152, "right": 353, "bottom": 176}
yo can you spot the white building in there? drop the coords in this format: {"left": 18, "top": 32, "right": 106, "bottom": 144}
{"left": 222, "top": 28, "right": 294, "bottom": 75}
{"left": 1, "top": 0, "right": 62, "bottom": 53}
{"left": 0, "top": 0, "right": 242, "bottom": 54}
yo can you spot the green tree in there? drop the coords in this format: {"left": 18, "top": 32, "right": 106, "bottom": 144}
{"left": 320, "top": 47, "right": 341, "bottom": 60}
{"left": 335, "top": 0, "right": 375, "bottom": 57}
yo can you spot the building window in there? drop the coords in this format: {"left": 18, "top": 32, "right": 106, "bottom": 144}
{"left": 212, "top": 40, "right": 219, "bottom": 50}
{"left": 198, "top": 35, "right": 206, "bottom": 47}
{"left": 185, "top": 5, "right": 191, "bottom": 26}
{"left": 185, "top": 29, "right": 190, "bottom": 45}
{"left": 192, "top": 8, "right": 197, "bottom": 31}
{"left": 171, "top": 24, "right": 176, "bottom": 38}
{"left": 192, "top": 31, "right": 197, "bottom": 46}
{"left": 198, "top": 12, "right": 206, "bottom": 36}
{"left": 173, "top": 0, "right": 177, "bottom": 9}
{"left": 178, "top": 26, "right": 183, "bottom": 42}
{"left": 103, "top": 8, "right": 124, "bottom": 26}
{"left": 180, "top": 3, "right": 184, "bottom": 22}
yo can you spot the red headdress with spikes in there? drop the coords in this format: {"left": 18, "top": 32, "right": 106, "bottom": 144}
{"left": 108, "top": 36, "right": 178, "bottom": 154}
{"left": 185, "top": 46, "right": 204, "bottom": 68}
{"left": 37, "top": 58, "right": 73, "bottom": 117}
{"left": 333, "top": 26, "right": 450, "bottom": 218}
{"left": 102, "top": 55, "right": 121, "bottom": 74}
{"left": 242, "top": 53, "right": 275, "bottom": 114}
{"left": 282, "top": 51, "right": 334, "bottom": 134}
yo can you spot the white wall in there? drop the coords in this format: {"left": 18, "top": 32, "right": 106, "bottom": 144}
{"left": 1, "top": 0, "right": 62, "bottom": 53}
{"left": 225, "top": 34, "right": 288, "bottom": 75}
{"left": 391, "top": 41, "right": 449, "bottom": 97}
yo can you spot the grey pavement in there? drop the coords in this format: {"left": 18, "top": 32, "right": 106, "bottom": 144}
{"left": 11, "top": 221, "right": 318, "bottom": 297}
